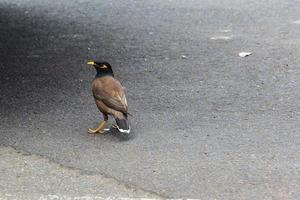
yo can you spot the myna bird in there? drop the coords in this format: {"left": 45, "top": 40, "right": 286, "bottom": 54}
{"left": 87, "top": 60, "right": 130, "bottom": 134}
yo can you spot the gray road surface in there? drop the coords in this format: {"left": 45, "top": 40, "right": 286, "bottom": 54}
{"left": 0, "top": 0, "right": 300, "bottom": 199}
{"left": 0, "top": 146, "right": 161, "bottom": 199}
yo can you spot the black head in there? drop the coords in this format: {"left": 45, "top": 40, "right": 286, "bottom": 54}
{"left": 87, "top": 60, "right": 114, "bottom": 77}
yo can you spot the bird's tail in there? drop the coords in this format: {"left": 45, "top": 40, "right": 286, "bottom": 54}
{"left": 115, "top": 115, "right": 130, "bottom": 134}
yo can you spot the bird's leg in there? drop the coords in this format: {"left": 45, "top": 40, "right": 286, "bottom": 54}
{"left": 88, "top": 121, "right": 107, "bottom": 134}
{"left": 111, "top": 124, "right": 118, "bottom": 129}
{"left": 88, "top": 114, "right": 108, "bottom": 134}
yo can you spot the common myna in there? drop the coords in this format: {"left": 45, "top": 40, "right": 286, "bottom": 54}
{"left": 87, "top": 60, "right": 130, "bottom": 134}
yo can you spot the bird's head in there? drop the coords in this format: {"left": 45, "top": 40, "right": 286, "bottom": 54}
{"left": 87, "top": 60, "right": 114, "bottom": 77}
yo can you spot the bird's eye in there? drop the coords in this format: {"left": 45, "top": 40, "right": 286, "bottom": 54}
{"left": 100, "top": 65, "right": 108, "bottom": 69}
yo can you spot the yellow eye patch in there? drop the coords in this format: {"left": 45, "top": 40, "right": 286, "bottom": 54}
{"left": 100, "top": 65, "right": 108, "bottom": 69}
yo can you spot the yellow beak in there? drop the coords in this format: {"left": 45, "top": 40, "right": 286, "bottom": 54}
{"left": 87, "top": 61, "right": 95, "bottom": 65}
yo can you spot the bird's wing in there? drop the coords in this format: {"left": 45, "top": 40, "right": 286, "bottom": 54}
{"left": 92, "top": 78, "right": 128, "bottom": 114}
{"left": 95, "top": 92, "right": 128, "bottom": 114}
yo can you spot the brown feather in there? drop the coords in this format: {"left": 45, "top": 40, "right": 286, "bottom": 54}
{"left": 92, "top": 76, "right": 129, "bottom": 117}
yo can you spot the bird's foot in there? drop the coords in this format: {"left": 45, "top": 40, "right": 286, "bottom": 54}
{"left": 87, "top": 121, "right": 107, "bottom": 134}
{"left": 111, "top": 124, "right": 119, "bottom": 129}
{"left": 88, "top": 128, "right": 106, "bottom": 134}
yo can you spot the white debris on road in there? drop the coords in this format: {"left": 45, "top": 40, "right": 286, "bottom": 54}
{"left": 181, "top": 55, "right": 188, "bottom": 59}
{"left": 291, "top": 20, "right": 300, "bottom": 24}
{"left": 220, "top": 29, "right": 232, "bottom": 33}
{"left": 210, "top": 36, "right": 232, "bottom": 40}
{"left": 239, "top": 52, "right": 252, "bottom": 57}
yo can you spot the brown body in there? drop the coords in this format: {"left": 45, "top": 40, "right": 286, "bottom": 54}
{"left": 87, "top": 61, "right": 130, "bottom": 134}
{"left": 92, "top": 76, "right": 128, "bottom": 120}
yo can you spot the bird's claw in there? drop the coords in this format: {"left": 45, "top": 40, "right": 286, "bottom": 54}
{"left": 87, "top": 121, "right": 107, "bottom": 134}
{"left": 88, "top": 128, "right": 98, "bottom": 134}
{"left": 88, "top": 128, "right": 105, "bottom": 134}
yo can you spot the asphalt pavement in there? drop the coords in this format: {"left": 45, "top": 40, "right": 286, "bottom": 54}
{"left": 0, "top": 0, "right": 299, "bottom": 199}
{"left": 0, "top": 146, "right": 161, "bottom": 199}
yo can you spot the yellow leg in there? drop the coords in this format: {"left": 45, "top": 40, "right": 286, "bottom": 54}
{"left": 88, "top": 121, "right": 107, "bottom": 134}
